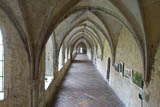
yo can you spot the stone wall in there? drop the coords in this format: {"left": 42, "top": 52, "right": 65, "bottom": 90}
{"left": 144, "top": 44, "right": 160, "bottom": 107}
{"left": 45, "top": 36, "right": 54, "bottom": 76}
{"left": 38, "top": 50, "right": 45, "bottom": 107}
{"left": 44, "top": 53, "right": 77, "bottom": 107}
{"left": 87, "top": 48, "right": 92, "bottom": 60}
{"left": 0, "top": 8, "right": 30, "bottom": 107}
{"left": 96, "top": 40, "right": 112, "bottom": 79}
{"left": 0, "top": 1, "right": 159, "bottom": 107}
{"left": 95, "top": 27, "right": 144, "bottom": 107}
{"left": 0, "top": 9, "right": 76, "bottom": 106}
{"left": 110, "top": 27, "right": 143, "bottom": 107}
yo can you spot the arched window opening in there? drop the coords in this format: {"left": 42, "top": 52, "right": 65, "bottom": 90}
{"left": 68, "top": 48, "right": 71, "bottom": 59}
{"left": 65, "top": 48, "right": 67, "bottom": 63}
{"left": 80, "top": 47, "right": 83, "bottom": 53}
{"left": 76, "top": 46, "right": 81, "bottom": 54}
{"left": 0, "top": 29, "right": 4, "bottom": 100}
{"left": 73, "top": 50, "right": 77, "bottom": 54}
{"left": 58, "top": 46, "right": 63, "bottom": 71}
{"left": 45, "top": 35, "right": 54, "bottom": 90}
{"left": 106, "top": 57, "right": 111, "bottom": 81}
{"left": 76, "top": 43, "right": 87, "bottom": 54}
{"left": 76, "top": 47, "right": 80, "bottom": 53}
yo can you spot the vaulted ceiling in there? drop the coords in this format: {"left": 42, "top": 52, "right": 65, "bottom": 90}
{"left": 0, "top": 0, "right": 160, "bottom": 82}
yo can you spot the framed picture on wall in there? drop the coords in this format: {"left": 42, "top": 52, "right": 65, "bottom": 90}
{"left": 124, "top": 68, "right": 133, "bottom": 80}
{"left": 132, "top": 71, "right": 143, "bottom": 88}
{"left": 114, "top": 63, "right": 119, "bottom": 72}
{"left": 119, "top": 62, "right": 124, "bottom": 77}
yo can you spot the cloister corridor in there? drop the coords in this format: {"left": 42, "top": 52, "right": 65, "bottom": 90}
{"left": 0, "top": 1, "right": 160, "bottom": 107}
{"left": 52, "top": 54, "right": 125, "bottom": 107}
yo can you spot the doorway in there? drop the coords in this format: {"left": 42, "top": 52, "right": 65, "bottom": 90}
{"left": 106, "top": 57, "right": 111, "bottom": 81}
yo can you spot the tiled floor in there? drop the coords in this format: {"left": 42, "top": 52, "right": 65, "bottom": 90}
{"left": 52, "top": 54, "right": 125, "bottom": 107}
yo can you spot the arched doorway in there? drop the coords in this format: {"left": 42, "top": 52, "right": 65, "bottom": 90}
{"left": 106, "top": 57, "right": 111, "bottom": 81}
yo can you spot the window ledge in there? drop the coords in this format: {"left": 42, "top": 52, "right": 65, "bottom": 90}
{"left": 58, "top": 65, "right": 63, "bottom": 71}
{"left": 45, "top": 76, "right": 53, "bottom": 90}
{"left": 0, "top": 92, "right": 4, "bottom": 101}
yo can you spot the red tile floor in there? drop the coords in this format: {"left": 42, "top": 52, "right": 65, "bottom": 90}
{"left": 52, "top": 54, "right": 125, "bottom": 107}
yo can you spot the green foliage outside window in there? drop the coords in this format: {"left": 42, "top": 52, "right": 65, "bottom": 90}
{"left": 132, "top": 72, "right": 143, "bottom": 88}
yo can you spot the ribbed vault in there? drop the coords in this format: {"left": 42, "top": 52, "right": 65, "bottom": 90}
{"left": 56, "top": 6, "right": 147, "bottom": 84}
{"left": 1, "top": 0, "right": 160, "bottom": 107}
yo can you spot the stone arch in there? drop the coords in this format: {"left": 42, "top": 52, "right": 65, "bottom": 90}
{"left": 54, "top": 6, "right": 146, "bottom": 71}
{"left": 75, "top": 42, "right": 87, "bottom": 54}
{"left": 57, "top": 16, "right": 114, "bottom": 64}
{"left": 69, "top": 32, "right": 99, "bottom": 52}
{"left": 73, "top": 38, "right": 93, "bottom": 60}
{"left": 68, "top": 30, "right": 98, "bottom": 49}
{"left": 58, "top": 20, "right": 104, "bottom": 54}
{"left": 66, "top": 25, "right": 102, "bottom": 49}
{"left": 145, "top": 43, "right": 160, "bottom": 107}
{"left": 38, "top": 3, "right": 147, "bottom": 81}
{"left": 0, "top": 1, "right": 30, "bottom": 57}
{"left": 70, "top": 34, "right": 97, "bottom": 60}
{"left": 72, "top": 37, "right": 92, "bottom": 54}
{"left": 59, "top": 20, "right": 114, "bottom": 62}
{"left": 0, "top": 8, "right": 30, "bottom": 106}
{"left": 116, "top": 26, "right": 144, "bottom": 78}
{"left": 69, "top": 7, "right": 146, "bottom": 80}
